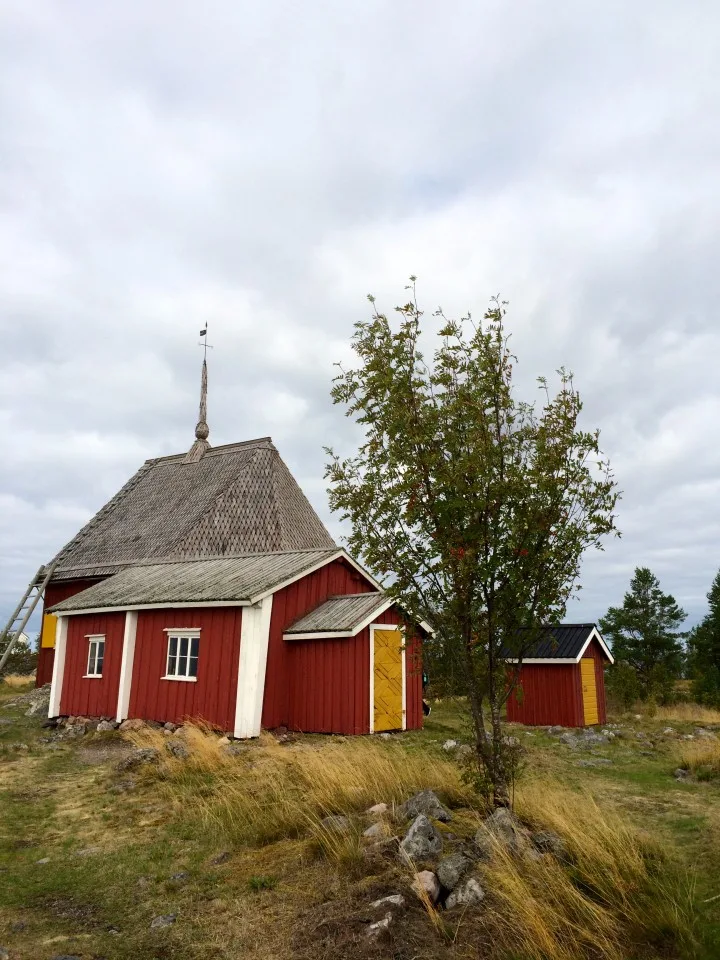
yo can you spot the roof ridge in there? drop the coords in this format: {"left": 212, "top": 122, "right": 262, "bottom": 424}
{"left": 145, "top": 437, "right": 275, "bottom": 465}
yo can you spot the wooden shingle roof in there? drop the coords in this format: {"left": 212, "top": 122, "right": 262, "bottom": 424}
{"left": 48, "top": 549, "right": 344, "bottom": 612}
{"left": 49, "top": 438, "right": 336, "bottom": 580}
{"left": 284, "top": 593, "right": 390, "bottom": 637}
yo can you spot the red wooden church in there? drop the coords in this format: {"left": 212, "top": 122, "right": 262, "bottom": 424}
{"left": 506, "top": 623, "right": 614, "bottom": 727}
{"left": 32, "top": 360, "right": 427, "bottom": 737}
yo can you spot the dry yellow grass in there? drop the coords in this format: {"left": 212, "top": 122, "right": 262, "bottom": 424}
{"left": 122, "top": 726, "right": 698, "bottom": 959}
{"left": 0, "top": 674, "right": 35, "bottom": 689}
{"left": 641, "top": 702, "right": 720, "bottom": 724}
{"left": 479, "top": 779, "right": 697, "bottom": 960}
{"left": 125, "top": 724, "right": 473, "bottom": 845}
{"left": 677, "top": 737, "right": 720, "bottom": 780}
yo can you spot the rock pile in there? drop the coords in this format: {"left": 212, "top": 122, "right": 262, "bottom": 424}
{"left": 361, "top": 788, "right": 570, "bottom": 939}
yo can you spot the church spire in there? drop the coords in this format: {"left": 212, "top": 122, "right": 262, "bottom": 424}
{"left": 182, "top": 328, "right": 212, "bottom": 464}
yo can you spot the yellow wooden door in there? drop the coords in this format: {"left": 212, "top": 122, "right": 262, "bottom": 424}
{"left": 581, "top": 659, "right": 599, "bottom": 725}
{"left": 373, "top": 629, "right": 403, "bottom": 732}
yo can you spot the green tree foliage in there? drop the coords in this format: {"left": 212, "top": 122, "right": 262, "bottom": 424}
{"left": 600, "top": 567, "right": 686, "bottom": 702}
{"left": 687, "top": 569, "right": 720, "bottom": 707}
{"left": 0, "top": 632, "right": 38, "bottom": 677}
{"left": 326, "top": 284, "right": 619, "bottom": 807}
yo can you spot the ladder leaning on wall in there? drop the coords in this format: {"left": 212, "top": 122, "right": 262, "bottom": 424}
{"left": 0, "top": 562, "right": 56, "bottom": 673}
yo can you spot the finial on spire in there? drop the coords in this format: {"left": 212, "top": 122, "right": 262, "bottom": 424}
{"left": 182, "top": 325, "right": 213, "bottom": 464}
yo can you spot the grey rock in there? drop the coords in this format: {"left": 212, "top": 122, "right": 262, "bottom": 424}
{"left": 436, "top": 852, "right": 470, "bottom": 891}
{"left": 109, "top": 778, "right": 137, "bottom": 794}
{"left": 369, "top": 894, "right": 405, "bottom": 910}
{"left": 363, "top": 821, "right": 387, "bottom": 840}
{"left": 10, "top": 922, "right": 26, "bottom": 932}
{"left": 674, "top": 768, "right": 690, "bottom": 780}
{"left": 210, "top": 851, "right": 232, "bottom": 865}
{"left": 531, "top": 831, "right": 570, "bottom": 863}
{"left": 35, "top": 857, "right": 50, "bottom": 864}
{"left": 559, "top": 732, "right": 578, "bottom": 747}
{"left": 379, "top": 732, "right": 392, "bottom": 739}
{"left": 482, "top": 807, "right": 530, "bottom": 854}
{"left": 74, "top": 846, "right": 101, "bottom": 857}
{"left": 366, "top": 912, "right": 393, "bottom": 938}
{"left": 117, "top": 747, "right": 159, "bottom": 772}
{"left": 695, "top": 728, "right": 718, "bottom": 740}
{"left": 164, "top": 722, "right": 177, "bottom": 732}
{"left": 165, "top": 739, "right": 189, "bottom": 760}
{"left": 446, "top": 877, "right": 485, "bottom": 909}
{"left": 473, "top": 831, "right": 495, "bottom": 861}
{"left": 682, "top": 734, "right": 695, "bottom": 740}
{"left": 412, "top": 870, "right": 441, "bottom": 904}
{"left": 399, "top": 789, "right": 452, "bottom": 823}
{"left": 170, "top": 871, "right": 189, "bottom": 881}
{"left": 118, "top": 718, "right": 145, "bottom": 731}
{"left": 150, "top": 914, "right": 176, "bottom": 928}
{"left": 442, "top": 739, "right": 458, "bottom": 751}
{"left": 456, "top": 743, "right": 473, "bottom": 759}
{"left": 663, "top": 727, "right": 675, "bottom": 735}
{"left": 363, "top": 837, "right": 400, "bottom": 860}
{"left": 0, "top": 946, "right": 8, "bottom": 960}
{"left": 321, "top": 814, "right": 351, "bottom": 833}
{"left": 399, "top": 814, "right": 443, "bottom": 862}
{"left": 576, "top": 758, "right": 613, "bottom": 767}
{"left": 96, "top": 720, "right": 117, "bottom": 732}
{"left": 547, "top": 726, "right": 565, "bottom": 735}
{"left": 366, "top": 802, "right": 388, "bottom": 816}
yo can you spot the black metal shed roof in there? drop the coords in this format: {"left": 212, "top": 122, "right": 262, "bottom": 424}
{"left": 504, "top": 623, "right": 612, "bottom": 661}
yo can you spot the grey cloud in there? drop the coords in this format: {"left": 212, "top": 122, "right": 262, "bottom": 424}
{"left": 2, "top": 0, "right": 720, "bottom": 633}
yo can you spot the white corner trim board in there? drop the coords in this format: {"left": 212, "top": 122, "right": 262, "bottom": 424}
{"left": 116, "top": 611, "right": 138, "bottom": 722}
{"left": 234, "top": 595, "right": 274, "bottom": 739}
{"left": 48, "top": 615, "right": 68, "bottom": 718}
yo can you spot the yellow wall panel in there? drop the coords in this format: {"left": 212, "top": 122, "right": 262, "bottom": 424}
{"left": 40, "top": 613, "right": 57, "bottom": 649}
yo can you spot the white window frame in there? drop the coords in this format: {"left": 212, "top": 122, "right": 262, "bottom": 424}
{"left": 369, "top": 623, "right": 406, "bottom": 734}
{"left": 84, "top": 634, "right": 105, "bottom": 679}
{"left": 162, "top": 629, "right": 200, "bottom": 682}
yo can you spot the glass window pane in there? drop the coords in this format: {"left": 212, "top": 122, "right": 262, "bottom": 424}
{"left": 87, "top": 645, "right": 95, "bottom": 675}
{"left": 169, "top": 636, "right": 178, "bottom": 658}
{"left": 188, "top": 656, "right": 198, "bottom": 678}
{"left": 177, "top": 650, "right": 188, "bottom": 676}
{"left": 96, "top": 644, "right": 104, "bottom": 675}
{"left": 167, "top": 654, "right": 177, "bottom": 675}
{"left": 190, "top": 636, "right": 199, "bottom": 659}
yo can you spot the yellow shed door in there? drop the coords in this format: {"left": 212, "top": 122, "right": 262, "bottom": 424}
{"left": 581, "top": 659, "right": 599, "bottom": 725}
{"left": 373, "top": 629, "right": 403, "bottom": 732}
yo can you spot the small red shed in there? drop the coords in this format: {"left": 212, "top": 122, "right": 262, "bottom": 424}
{"left": 505, "top": 624, "right": 613, "bottom": 728}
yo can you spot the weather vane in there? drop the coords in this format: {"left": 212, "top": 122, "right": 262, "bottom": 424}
{"left": 199, "top": 324, "right": 214, "bottom": 361}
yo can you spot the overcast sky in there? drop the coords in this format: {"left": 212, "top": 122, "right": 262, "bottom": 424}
{"left": 1, "top": 1, "right": 719, "bottom": 636}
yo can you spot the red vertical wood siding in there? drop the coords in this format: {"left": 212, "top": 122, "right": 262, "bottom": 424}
{"left": 285, "top": 606, "right": 424, "bottom": 735}
{"left": 262, "top": 558, "right": 374, "bottom": 729}
{"left": 128, "top": 607, "right": 242, "bottom": 731}
{"left": 59, "top": 612, "right": 126, "bottom": 717}
{"left": 506, "top": 663, "right": 583, "bottom": 727}
{"left": 506, "top": 637, "right": 610, "bottom": 727}
{"left": 36, "top": 579, "right": 104, "bottom": 687}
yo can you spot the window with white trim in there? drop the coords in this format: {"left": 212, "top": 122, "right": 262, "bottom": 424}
{"left": 164, "top": 631, "right": 200, "bottom": 680}
{"left": 85, "top": 636, "right": 105, "bottom": 677}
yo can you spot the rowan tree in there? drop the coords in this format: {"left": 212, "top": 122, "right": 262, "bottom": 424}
{"left": 599, "top": 567, "right": 686, "bottom": 700}
{"left": 326, "top": 282, "right": 619, "bottom": 807}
